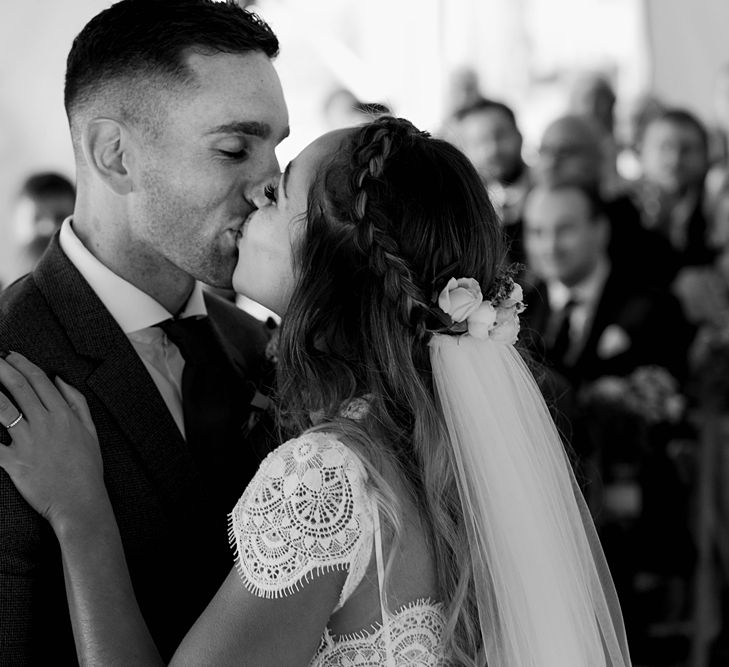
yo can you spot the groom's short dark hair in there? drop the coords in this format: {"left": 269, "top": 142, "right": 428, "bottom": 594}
{"left": 64, "top": 0, "right": 279, "bottom": 151}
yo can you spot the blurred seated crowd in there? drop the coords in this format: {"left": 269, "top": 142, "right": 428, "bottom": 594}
{"left": 445, "top": 66, "right": 729, "bottom": 666}
{"left": 4, "top": 70, "right": 729, "bottom": 665}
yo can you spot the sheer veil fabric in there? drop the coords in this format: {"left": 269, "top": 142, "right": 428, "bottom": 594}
{"left": 429, "top": 335, "right": 631, "bottom": 666}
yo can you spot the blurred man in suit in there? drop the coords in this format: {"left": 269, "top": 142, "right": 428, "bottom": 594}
{"left": 0, "top": 1, "right": 288, "bottom": 663}
{"left": 521, "top": 182, "right": 696, "bottom": 659}
{"left": 451, "top": 98, "right": 531, "bottom": 264}
{"left": 633, "top": 109, "right": 721, "bottom": 331}
{"left": 635, "top": 108, "right": 715, "bottom": 269}
{"left": 535, "top": 114, "right": 676, "bottom": 287}
{"left": 521, "top": 182, "right": 691, "bottom": 387}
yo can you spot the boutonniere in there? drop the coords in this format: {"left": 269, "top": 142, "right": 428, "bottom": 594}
{"left": 597, "top": 325, "right": 631, "bottom": 359}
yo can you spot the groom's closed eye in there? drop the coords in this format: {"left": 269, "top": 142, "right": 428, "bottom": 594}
{"left": 219, "top": 148, "right": 248, "bottom": 160}
{"left": 218, "top": 143, "right": 249, "bottom": 160}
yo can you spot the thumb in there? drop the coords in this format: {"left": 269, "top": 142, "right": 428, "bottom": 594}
{"left": 55, "top": 378, "right": 97, "bottom": 437}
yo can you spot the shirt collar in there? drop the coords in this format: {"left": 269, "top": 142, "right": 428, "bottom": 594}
{"left": 59, "top": 218, "right": 207, "bottom": 333}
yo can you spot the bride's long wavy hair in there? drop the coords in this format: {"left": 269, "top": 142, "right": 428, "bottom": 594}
{"left": 276, "top": 116, "right": 505, "bottom": 664}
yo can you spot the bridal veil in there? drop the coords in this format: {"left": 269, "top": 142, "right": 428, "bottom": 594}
{"left": 429, "top": 334, "right": 631, "bottom": 667}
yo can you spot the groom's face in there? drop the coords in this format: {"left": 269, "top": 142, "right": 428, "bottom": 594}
{"left": 131, "top": 50, "right": 289, "bottom": 288}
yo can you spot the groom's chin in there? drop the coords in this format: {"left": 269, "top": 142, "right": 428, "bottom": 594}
{"left": 195, "top": 263, "right": 235, "bottom": 292}
{"left": 204, "top": 275, "right": 234, "bottom": 291}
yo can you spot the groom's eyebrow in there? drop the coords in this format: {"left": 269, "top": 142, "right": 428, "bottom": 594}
{"left": 206, "top": 121, "right": 289, "bottom": 140}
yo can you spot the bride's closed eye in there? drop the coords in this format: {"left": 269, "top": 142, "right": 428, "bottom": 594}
{"left": 264, "top": 183, "right": 278, "bottom": 203}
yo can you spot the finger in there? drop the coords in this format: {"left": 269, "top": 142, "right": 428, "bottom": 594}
{"left": 0, "top": 387, "right": 28, "bottom": 437}
{"left": 55, "top": 378, "right": 97, "bottom": 437}
{"left": 0, "top": 357, "right": 45, "bottom": 423}
{"left": 3, "top": 352, "right": 66, "bottom": 412}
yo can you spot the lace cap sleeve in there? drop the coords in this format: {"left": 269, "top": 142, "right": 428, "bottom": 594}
{"left": 228, "top": 431, "right": 374, "bottom": 602}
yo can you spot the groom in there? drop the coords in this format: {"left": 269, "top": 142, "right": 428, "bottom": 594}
{"left": 0, "top": 1, "right": 289, "bottom": 663}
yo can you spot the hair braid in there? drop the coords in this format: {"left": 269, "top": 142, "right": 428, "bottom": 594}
{"left": 349, "top": 118, "right": 430, "bottom": 330}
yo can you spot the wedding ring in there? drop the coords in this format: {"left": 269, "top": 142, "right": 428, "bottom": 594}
{"left": 5, "top": 412, "right": 23, "bottom": 429}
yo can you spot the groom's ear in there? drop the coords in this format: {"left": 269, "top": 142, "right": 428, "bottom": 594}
{"left": 81, "top": 118, "right": 134, "bottom": 195}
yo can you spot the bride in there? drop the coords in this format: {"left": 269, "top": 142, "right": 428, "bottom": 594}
{"left": 0, "top": 116, "right": 630, "bottom": 665}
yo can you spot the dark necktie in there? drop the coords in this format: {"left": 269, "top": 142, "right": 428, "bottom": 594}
{"left": 549, "top": 298, "right": 578, "bottom": 365}
{"left": 157, "top": 316, "right": 259, "bottom": 509}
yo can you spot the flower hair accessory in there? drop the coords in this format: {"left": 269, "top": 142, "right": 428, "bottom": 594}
{"left": 435, "top": 272, "right": 526, "bottom": 345}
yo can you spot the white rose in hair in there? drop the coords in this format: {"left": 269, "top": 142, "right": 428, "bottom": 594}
{"left": 467, "top": 301, "right": 498, "bottom": 339}
{"left": 489, "top": 307, "right": 521, "bottom": 345}
{"left": 438, "top": 277, "right": 483, "bottom": 322}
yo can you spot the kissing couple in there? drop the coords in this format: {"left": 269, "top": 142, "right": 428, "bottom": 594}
{"left": 0, "top": 1, "right": 631, "bottom": 665}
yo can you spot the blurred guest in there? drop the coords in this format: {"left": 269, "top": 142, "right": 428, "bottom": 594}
{"left": 451, "top": 98, "right": 530, "bottom": 263}
{"left": 568, "top": 72, "right": 621, "bottom": 192}
{"left": 634, "top": 108, "right": 714, "bottom": 268}
{"left": 438, "top": 65, "right": 487, "bottom": 144}
{"left": 569, "top": 72, "right": 617, "bottom": 137}
{"left": 536, "top": 114, "right": 603, "bottom": 189}
{"left": 677, "top": 175, "right": 729, "bottom": 327}
{"left": 6, "top": 172, "right": 75, "bottom": 284}
{"left": 536, "top": 114, "right": 674, "bottom": 285}
{"left": 521, "top": 182, "right": 696, "bottom": 660}
{"left": 633, "top": 109, "right": 720, "bottom": 330}
{"left": 615, "top": 93, "right": 665, "bottom": 181}
{"left": 444, "top": 65, "right": 484, "bottom": 117}
{"left": 521, "top": 183, "right": 691, "bottom": 387}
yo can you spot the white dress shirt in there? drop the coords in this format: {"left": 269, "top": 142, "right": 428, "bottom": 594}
{"left": 547, "top": 257, "right": 610, "bottom": 363}
{"left": 59, "top": 218, "right": 207, "bottom": 438}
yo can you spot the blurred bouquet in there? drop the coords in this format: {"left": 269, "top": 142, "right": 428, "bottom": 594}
{"left": 580, "top": 365, "right": 686, "bottom": 426}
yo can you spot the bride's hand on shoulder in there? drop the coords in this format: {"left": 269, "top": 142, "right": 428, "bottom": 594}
{"left": 0, "top": 351, "right": 107, "bottom": 533}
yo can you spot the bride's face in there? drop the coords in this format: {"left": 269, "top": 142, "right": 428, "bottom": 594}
{"left": 232, "top": 130, "right": 347, "bottom": 315}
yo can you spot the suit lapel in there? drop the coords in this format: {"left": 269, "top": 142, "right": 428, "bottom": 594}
{"left": 572, "top": 270, "right": 623, "bottom": 371}
{"left": 33, "top": 236, "right": 201, "bottom": 509}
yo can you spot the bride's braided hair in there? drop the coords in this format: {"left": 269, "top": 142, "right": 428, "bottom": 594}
{"left": 347, "top": 117, "right": 431, "bottom": 335}
{"left": 277, "top": 116, "right": 505, "bottom": 664}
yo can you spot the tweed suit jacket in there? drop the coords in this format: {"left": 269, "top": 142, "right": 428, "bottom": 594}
{"left": 0, "top": 235, "right": 274, "bottom": 666}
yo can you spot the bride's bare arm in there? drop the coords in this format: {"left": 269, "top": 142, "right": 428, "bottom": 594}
{"left": 56, "top": 505, "right": 164, "bottom": 666}
{"left": 0, "top": 352, "right": 344, "bottom": 666}
{"left": 60, "top": 516, "right": 343, "bottom": 666}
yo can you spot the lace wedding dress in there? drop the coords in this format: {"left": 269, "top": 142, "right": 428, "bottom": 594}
{"left": 228, "top": 431, "right": 447, "bottom": 666}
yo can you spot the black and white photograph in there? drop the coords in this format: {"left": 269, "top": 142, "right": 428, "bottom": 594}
{"left": 0, "top": 1, "right": 727, "bottom": 665}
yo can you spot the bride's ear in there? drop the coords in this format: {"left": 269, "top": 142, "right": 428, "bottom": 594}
{"left": 81, "top": 118, "right": 135, "bottom": 195}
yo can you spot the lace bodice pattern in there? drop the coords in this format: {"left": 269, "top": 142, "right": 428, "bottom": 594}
{"left": 228, "top": 431, "right": 446, "bottom": 666}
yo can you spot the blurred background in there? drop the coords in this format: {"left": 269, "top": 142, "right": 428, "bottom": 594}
{"left": 3, "top": 1, "right": 729, "bottom": 666}
{"left": 2, "top": 0, "right": 728, "bottom": 280}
